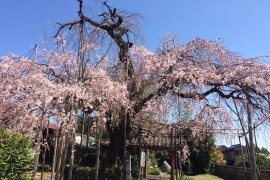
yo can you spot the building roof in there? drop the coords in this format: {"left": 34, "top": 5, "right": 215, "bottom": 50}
{"left": 218, "top": 144, "right": 245, "bottom": 152}
{"left": 217, "top": 145, "right": 227, "bottom": 151}
{"left": 227, "top": 144, "right": 241, "bottom": 150}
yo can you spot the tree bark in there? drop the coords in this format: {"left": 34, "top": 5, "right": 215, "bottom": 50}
{"left": 246, "top": 93, "right": 257, "bottom": 180}
{"left": 59, "top": 134, "right": 68, "bottom": 180}
{"left": 41, "top": 121, "right": 50, "bottom": 180}
{"left": 32, "top": 116, "right": 44, "bottom": 179}
{"left": 67, "top": 132, "right": 76, "bottom": 180}
{"left": 106, "top": 111, "right": 130, "bottom": 165}
{"left": 78, "top": 112, "right": 85, "bottom": 164}
{"left": 67, "top": 105, "right": 78, "bottom": 180}
{"left": 51, "top": 128, "right": 60, "bottom": 180}
{"left": 55, "top": 132, "right": 65, "bottom": 180}
{"left": 109, "top": 126, "right": 124, "bottom": 164}
{"left": 95, "top": 123, "right": 103, "bottom": 180}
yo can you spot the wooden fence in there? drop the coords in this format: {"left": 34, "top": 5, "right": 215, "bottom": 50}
{"left": 213, "top": 163, "right": 270, "bottom": 180}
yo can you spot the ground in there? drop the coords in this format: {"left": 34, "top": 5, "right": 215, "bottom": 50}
{"left": 27, "top": 172, "right": 51, "bottom": 180}
{"left": 157, "top": 173, "right": 222, "bottom": 180}
{"left": 28, "top": 171, "right": 222, "bottom": 180}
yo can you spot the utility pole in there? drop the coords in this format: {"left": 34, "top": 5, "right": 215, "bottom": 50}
{"left": 34, "top": 44, "right": 38, "bottom": 62}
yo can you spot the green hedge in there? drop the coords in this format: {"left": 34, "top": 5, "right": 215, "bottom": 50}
{"left": 73, "top": 154, "right": 140, "bottom": 179}
{"left": 73, "top": 166, "right": 95, "bottom": 180}
{"left": 73, "top": 165, "right": 124, "bottom": 180}
{"left": 0, "top": 129, "right": 33, "bottom": 180}
{"left": 103, "top": 165, "right": 124, "bottom": 179}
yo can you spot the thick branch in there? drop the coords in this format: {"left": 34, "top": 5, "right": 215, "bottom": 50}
{"left": 134, "top": 84, "right": 242, "bottom": 115}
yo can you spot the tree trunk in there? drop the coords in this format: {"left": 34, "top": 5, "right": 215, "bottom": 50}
{"left": 254, "top": 123, "right": 261, "bottom": 178}
{"left": 41, "top": 122, "right": 50, "bottom": 180}
{"left": 78, "top": 112, "right": 85, "bottom": 164}
{"left": 109, "top": 126, "right": 124, "bottom": 165}
{"left": 59, "top": 134, "right": 68, "bottom": 180}
{"left": 106, "top": 111, "right": 130, "bottom": 165}
{"left": 51, "top": 128, "right": 60, "bottom": 180}
{"left": 32, "top": 119, "right": 44, "bottom": 178}
{"left": 86, "top": 116, "right": 90, "bottom": 149}
{"left": 67, "top": 132, "right": 76, "bottom": 180}
{"left": 55, "top": 133, "right": 65, "bottom": 180}
{"left": 95, "top": 125, "right": 103, "bottom": 180}
{"left": 67, "top": 106, "right": 77, "bottom": 180}
{"left": 246, "top": 93, "right": 257, "bottom": 180}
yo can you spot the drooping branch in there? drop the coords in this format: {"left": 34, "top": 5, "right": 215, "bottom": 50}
{"left": 133, "top": 83, "right": 244, "bottom": 115}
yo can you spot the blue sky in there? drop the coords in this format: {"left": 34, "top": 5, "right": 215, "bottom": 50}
{"left": 1, "top": 0, "right": 270, "bottom": 58}
{"left": 1, "top": 0, "right": 270, "bottom": 149}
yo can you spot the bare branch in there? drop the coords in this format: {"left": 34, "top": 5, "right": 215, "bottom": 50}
{"left": 55, "top": 21, "right": 81, "bottom": 38}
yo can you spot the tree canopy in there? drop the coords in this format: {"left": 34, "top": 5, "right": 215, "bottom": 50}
{"left": 1, "top": 1, "right": 270, "bottom": 178}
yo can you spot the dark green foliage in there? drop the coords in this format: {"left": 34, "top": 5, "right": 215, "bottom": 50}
{"left": 148, "top": 150, "right": 158, "bottom": 166}
{"left": 155, "top": 151, "right": 169, "bottom": 167}
{"left": 73, "top": 164, "right": 124, "bottom": 180}
{"left": 256, "top": 147, "right": 270, "bottom": 170}
{"left": 0, "top": 129, "right": 33, "bottom": 180}
{"left": 183, "top": 129, "right": 215, "bottom": 175}
{"left": 189, "top": 137, "right": 214, "bottom": 174}
{"left": 72, "top": 166, "right": 95, "bottom": 180}
{"left": 245, "top": 154, "right": 270, "bottom": 170}
{"left": 257, "top": 154, "right": 270, "bottom": 170}
{"left": 74, "top": 153, "right": 142, "bottom": 179}
{"left": 131, "top": 155, "right": 139, "bottom": 178}
{"left": 257, "top": 147, "right": 270, "bottom": 155}
{"left": 183, "top": 159, "right": 192, "bottom": 174}
{"left": 103, "top": 165, "right": 124, "bottom": 179}
{"left": 74, "top": 148, "right": 141, "bottom": 179}
{"left": 79, "top": 152, "right": 96, "bottom": 167}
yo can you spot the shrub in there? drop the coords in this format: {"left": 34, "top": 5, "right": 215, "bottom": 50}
{"left": 131, "top": 155, "right": 139, "bottom": 179}
{"left": 103, "top": 165, "right": 124, "bottom": 179}
{"left": 148, "top": 166, "right": 161, "bottom": 175}
{"left": 0, "top": 129, "right": 33, "bottom": 180}
{"left": 73, "top": 165, "right": 95, "bottom": 180}
{"left": 73, "top": 165, "right": 124, "bottom": 180}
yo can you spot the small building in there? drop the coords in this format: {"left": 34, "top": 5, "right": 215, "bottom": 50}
{"left": 218, "top": 144, "right": 248, "bottom": 166}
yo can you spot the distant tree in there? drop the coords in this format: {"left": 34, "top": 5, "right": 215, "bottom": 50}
{"left": 259, "top": 147, "right": 270, "bottom": 155}
{"left": 257, "top": 154, "right": 270, "bottom": 170}
{"left": 245, "top": 153, "right": 270, "bottom": 170}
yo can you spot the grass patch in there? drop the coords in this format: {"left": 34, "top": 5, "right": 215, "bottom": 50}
{"left": 184, "top": 174, "right": 222, "bottom": 180}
